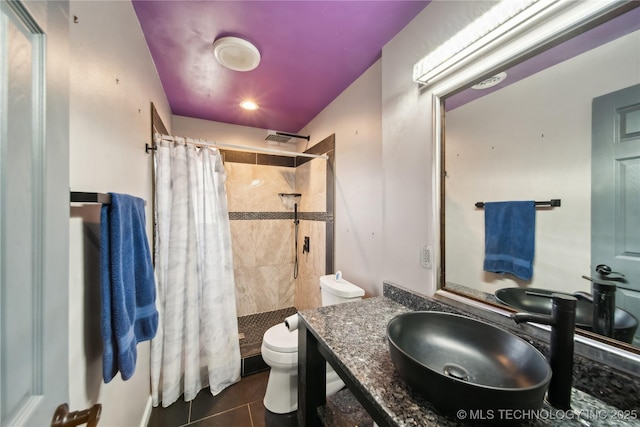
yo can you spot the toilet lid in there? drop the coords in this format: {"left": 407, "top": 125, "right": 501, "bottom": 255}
{"left": 263, "top": 323, "right": 298, "bottom": 353}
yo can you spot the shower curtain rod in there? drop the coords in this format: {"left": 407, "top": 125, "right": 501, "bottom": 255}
{"left": 152, "top": 133, "right": 328, "bottom": 160}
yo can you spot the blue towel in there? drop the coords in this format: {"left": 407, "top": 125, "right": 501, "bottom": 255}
{"left": 101, "top": 193, "right": 158, "bottom": 383}
{"left": 483, "top": 201, "right": 536, "bottom": 281}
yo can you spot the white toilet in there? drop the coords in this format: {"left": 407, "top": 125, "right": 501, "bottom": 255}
{"left": 261, "top": 274, "right": 365, "bottom": 414}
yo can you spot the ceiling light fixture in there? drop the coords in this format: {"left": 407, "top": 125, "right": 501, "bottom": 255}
{"left": 239, "top": 100, "right": 259, "bottom": 111}
{"left": 213, "top": 36, "right": 261, "bottom": 72}
{"left": 413, "top": 0, "right": 558, "bottom": 85}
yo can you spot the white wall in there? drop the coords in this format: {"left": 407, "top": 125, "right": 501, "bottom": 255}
{"left": 380, "top": 1, "right": 496, "bottom": 296}
{"left": 445, "top": 31, "right": 640, "bottom": 295}
{"left": 68, "top": 1, "right": 170, "bottom": 426}
{"left": 299, "top": 61, "right": 383, "bottom": 297}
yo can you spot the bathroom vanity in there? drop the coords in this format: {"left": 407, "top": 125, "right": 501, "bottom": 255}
{"left": 297, "top": 284, "right": 640, "bottom": 426}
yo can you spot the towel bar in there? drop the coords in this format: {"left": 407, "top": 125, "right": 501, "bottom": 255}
{"left": 70, "top": 192, "right": 111, "bottom": 204}
{"left": 475, "top": 199, "right": 561, "bottom": 208}
{"left": 70, "top": 192, "right": 148, "bottom": 206}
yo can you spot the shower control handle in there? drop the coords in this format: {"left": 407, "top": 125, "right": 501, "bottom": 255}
{"left": 303, "top": 236, "right": 310, "bottom": 254}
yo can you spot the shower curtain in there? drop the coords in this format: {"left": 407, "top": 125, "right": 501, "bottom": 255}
{"left": 151, "top": 138, "right": 240, "bottom": 407}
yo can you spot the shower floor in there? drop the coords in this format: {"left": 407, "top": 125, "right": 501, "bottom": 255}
{"left": 238, "top": 306, "right": 298, "bottom": 359}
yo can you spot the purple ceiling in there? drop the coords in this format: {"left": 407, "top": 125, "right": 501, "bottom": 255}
{"left": 133, "top": 1, "right": 429, "bottom": 133}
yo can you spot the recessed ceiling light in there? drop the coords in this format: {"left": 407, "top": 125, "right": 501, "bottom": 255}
{"left": 213, "top": 36, "right": 260, "bottom": 72}
{"left": 240, "top": 100, "right": 259, "bottom": 110}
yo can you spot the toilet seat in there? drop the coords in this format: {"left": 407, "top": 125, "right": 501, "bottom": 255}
{"left": 263, "top": 324, "right": 297, "bottom": 353}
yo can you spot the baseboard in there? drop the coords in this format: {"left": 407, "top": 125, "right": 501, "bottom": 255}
{"left": 139, "top": 395, "right": 153, "bottom": 427}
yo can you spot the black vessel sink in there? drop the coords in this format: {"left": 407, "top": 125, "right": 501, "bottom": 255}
{"left": 387, "top": 311, "right": 551, "bottom": 414}
{"left": 495, "top": 287, "right": 638, "bottom": 343}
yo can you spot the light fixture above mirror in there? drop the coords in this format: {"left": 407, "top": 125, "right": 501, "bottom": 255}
{"left": 413, "top": 0, "right": 637, "bottom": 89}
{"left": 413, "top": 0, "right": 561, "bottom": 85}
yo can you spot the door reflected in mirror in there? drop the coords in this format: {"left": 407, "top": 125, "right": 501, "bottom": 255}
{"left": 442, "top": 8, "right": 640, "bottom": 348}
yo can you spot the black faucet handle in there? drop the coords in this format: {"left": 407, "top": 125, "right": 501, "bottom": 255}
{"left": 595, "top": 264, "right": 625, "bottom": 277}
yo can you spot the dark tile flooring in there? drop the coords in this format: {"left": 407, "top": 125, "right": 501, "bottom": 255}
{"left": 147, "top": 370, "right": 297, "bottom": 427}
{"left": 148, "top": 308, "right": 299, "bottom": 427}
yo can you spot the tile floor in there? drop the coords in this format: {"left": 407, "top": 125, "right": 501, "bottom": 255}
{"left": 147, "top": 370, "right": 297, "bottom": 427}
{"left": 148, "top": 308, "right": 299, "bottom": 426}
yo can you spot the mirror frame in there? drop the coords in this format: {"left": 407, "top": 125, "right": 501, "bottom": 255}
{"left": 431, "top": 0, "right": 640, "bottom": 356}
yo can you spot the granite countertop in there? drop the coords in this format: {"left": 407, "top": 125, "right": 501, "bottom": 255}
{"left": 299, "top": 296, "right": 639, "bottom": 427}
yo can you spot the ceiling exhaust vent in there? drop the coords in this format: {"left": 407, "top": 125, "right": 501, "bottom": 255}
{"left": 472, "top": 72, "right": 507, "bottom": 90}
{"left": 265, "top": 130, "right": 310, "bottom": 145}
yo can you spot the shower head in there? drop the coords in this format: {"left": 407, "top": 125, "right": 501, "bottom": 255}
{"left": 266, "top": 133, "right": 292, "bottom": 144}
{"left": 266, "top": 131, "right": 310, "bottom": 144}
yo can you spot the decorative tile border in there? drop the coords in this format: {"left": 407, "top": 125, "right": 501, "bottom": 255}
{"left": 229, "top": 212, "right": 292, "bottom": 221}
{"left": 300, "top": 212, "right": 334, "bottom": 222}
{"left": 229, "top": 211, "right": 333, "bottom": 222}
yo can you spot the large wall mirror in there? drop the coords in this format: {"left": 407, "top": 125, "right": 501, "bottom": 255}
{"left": 439, "top": 2, "right": 640, "bottom": 352}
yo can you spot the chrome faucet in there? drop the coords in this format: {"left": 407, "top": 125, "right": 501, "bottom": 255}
{"left": 511, "top": 293, "right": 577, "bottom": 410}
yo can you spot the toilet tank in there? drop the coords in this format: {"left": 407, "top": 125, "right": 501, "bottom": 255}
{"left": 320, "top": 274, "right": 365, "bottom": 306}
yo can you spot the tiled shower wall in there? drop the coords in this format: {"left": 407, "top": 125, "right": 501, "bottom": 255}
{"left": 226, "top": 162, "right": 296, "bottom": 316}
{"left": 294, "top": 158, "right": 328, "bottom": 310}
{"left": 224, "top": 136, "right": 333, "bottom": 317}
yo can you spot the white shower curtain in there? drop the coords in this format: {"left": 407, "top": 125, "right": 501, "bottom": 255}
{"left": 151, "top": 138, "right": 240, "bottom": 407}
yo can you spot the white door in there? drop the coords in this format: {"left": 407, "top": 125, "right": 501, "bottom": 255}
{"left": 592, "top": 84, "right": 640, "bottom": 341}
{"left": 1, "top": 1, "right": 70, "bottom": 425}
